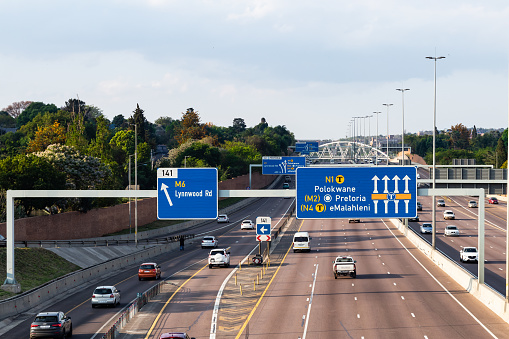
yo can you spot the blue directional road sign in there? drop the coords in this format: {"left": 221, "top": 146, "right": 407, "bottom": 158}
{"left": 256, "top": 216, "right": 271, "bottom": 242}
{"left": 157, "top": 168, "right": 218, "bottom": 220}
{"left": 295, "top": 141, "right": 319, "bottom": 155}
{"left": 262, "top": 156, "right": 306, "bottom": 175}
{"left": 296, "top": 167, "right": 417, "bottom": 219}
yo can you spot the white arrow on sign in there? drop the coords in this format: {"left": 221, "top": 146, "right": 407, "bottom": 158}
{"left": 382, "top": 175, "right": 390, "bottom": 193}
{"left": 403, "top": 175, "right": 411, "bottom": 193}
{"left": 372, "top": 175, "right": 379, "bottom": 193}
{"left": 260, "top": 226, "right": 268, "bottom": 233}
{"left": 392, "top": 175, "right": 400, "bottom": 193}
{"left": 160, "top": 183, "right": 173, "bottom": 207}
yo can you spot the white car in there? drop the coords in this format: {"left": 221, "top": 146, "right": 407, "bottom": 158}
{"left": 460, "top": 247, "right": 478, "bottom": 262}
{"left": 437, "top": 199, "right": 445, "bottom": 207}
{"left": 420, "top": 223, "right": 432, "bottom": 234}
{"left": 201, "top": 236, "right": 218, "bottom": 249}
{"left": 217, "top": 214, "right": 230, "bottom": 223}
{"left": 91, "top": 286, "right": 121, "bottom": 308}
{"left": 444, "top": 225, "right": 459, "bottom": 237}
{"left": 240, "top": 220, "right": 255, "bottom": 230}
{"left": 468, "top": 200, "right": 477, "bottom": 208}
{"left": 208, "top": 248, "right": 230, "bottom": 268}
{"left": 443, "top": 210, "right": 455, "bottom": 220}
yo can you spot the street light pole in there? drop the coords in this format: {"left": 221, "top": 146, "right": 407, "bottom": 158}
{"left": 373, "top": 112, "right": 382, "bottom": 165}
{"left": 134, "top": 123, "right": 138, "bottom": 246}
{"left": 426, "top": 56, "right": 445, "bottom": 250}
{"left": 366, "top": 115, "right": 373, "bottom": 147}
{"left": 382, "top": 103, "right": 393, "bottom": 164}
{"left": 128, "top": 154, "right": 134, "bottom": 235}
{"left": 396, "top": 88, "right": 410, "bottom": 165}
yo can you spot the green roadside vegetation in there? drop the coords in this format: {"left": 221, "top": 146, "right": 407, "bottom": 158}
{"left": 0, "top": 248, "right": 81, "bottom": 300}
{"left": 0, "top": 197, "right": 246, "bottom": 301}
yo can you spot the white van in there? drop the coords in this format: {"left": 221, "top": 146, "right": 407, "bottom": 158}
{"left": 293, "top": 232, "right": 311, "bottom": 252}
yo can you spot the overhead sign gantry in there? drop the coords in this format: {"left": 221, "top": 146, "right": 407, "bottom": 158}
{"left": 262, "top": 156, "right": 305, "bottom": 175}
{"left": 296, "top": 167, "right": 417, "bottom": 219}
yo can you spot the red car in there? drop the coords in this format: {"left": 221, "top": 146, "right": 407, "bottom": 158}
{"left": 488, "top": 197, "right": 499, "bottom": 204}
{"left": 138, "top": 262, "right": 161, "bottom": 281}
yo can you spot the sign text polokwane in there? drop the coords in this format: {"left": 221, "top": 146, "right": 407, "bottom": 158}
{"left": 296, "top": 167, "right": 417, "bottom": 219}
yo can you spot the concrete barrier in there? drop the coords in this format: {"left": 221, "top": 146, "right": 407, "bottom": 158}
{"left": 391, "top": 219, "right": 509, "bottom": 323}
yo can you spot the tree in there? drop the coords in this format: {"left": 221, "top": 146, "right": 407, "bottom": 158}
{"left": 496, "top": 137, "right": 507, "bottom": 168}
{"left": 66, "top": 108, "right": 88, "bottom": 152}
{"left": 26, "top": 121, "right": 66, "bottom": 153}
{"left": 0, "top": 111, "right": 16, "bottom": 128}
{"left": 175, "top": 108, "right": 207, "bottom": 145}
{"left": 112, "top": 114, "right": 126, "bottom": 129}
{"left": 232, "top": 118, "right": 246, "bottom": 133}
{"left": 449, "top": 123, "right": 470, "bottom": 150}
{"left": 0, "top": 154, "right": 66, "bottom": 216}
{"left": 16, "top": 102, "right": 58, "bottom": 128}
{"left": 2, "top": 101, "right": 33, "bottom": 118}
{"left": 62, "top": 98, "right": 86, "bottom": 114}
{"left": 128, "top": 104, "right": 147, "bottom": 143}
{"left": 88, "top": 115, "right": 113, "bottom": 162}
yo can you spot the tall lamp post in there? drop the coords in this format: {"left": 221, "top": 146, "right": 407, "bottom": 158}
{"left": 373, "top": 112, "right": 382, "bottom": 165}
{"left": 128, "top": 154, "right": 135, "bottom": 235}
{"left": 129, "top": 122, "right": 138, "bottom": 246}
{"left": 426, "top": 56, "right": 445, "bottom": 250}
{"left": 396, "top": 88, "right": 410, "bottom": 165}
{"left": 184, "top": 155, "right": 190, "bottom": 168}
{"left": 366, "top": 115, "right": 373, "bottom": 147}
{"left": 383, "top": 103, "right": 393, "bottom": 164}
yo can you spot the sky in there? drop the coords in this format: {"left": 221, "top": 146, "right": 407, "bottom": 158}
{"left": 0, "top": 1, "right": 508, "bottom": 140}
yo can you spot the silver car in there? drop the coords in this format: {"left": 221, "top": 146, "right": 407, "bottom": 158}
{"left": 443, "top": 210, "right": 455, "bottom": 220}
{"left": 444, "top": 225, "right": 459, "bottom": 237}
{"left": 92, "top": 286, "right": 121, "bottom": 308}
{"left": 420, "top": 223, "right": 432, "bottom": 234}
{"left": 437, "top": 199, "right": 445, "bottom": 207}
{"left": 468, "top": 200, "right": 477, "bottom": 208}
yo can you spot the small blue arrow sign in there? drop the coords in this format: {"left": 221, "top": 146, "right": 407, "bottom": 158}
{"left": 256, "top": 216, "right": 271, "bottom": 235}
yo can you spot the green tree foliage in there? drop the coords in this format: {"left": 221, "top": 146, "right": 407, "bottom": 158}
{"left": 0, "top": 111, "right": 16, "bottom": 128}
{"left": 27, "top": 121, "right": 66, "bottom": 153}
{"left": 0, "top": 131, "right": 29, "bottom": 158}
{"left": 496, "top": 137, "right": 507, "bottom": 168}
{"left": 112, "top": 114, "right": 127, "bottom": 129}
{"left": 175, "top": 108, "right": 206, "bottom": 145}
{"left": 19, "top": 110, "right": 72, "bottom": 140}
{"left": 449, "top": 123, "right": 470, "bottom": 149}
{"left": 0, "top": 154, "right": 66, "bottom": 215}
{"left": 232, "top": 118, "right": 246, "bottom": 134}
{"left": 16, "top": 102, "right": 58, "bottom": 128}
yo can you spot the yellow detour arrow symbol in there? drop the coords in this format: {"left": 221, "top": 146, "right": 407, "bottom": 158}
{"left": 336, "top": 175, "right": 344, "bottom": 184}
{"left": 315, "top": 203, "right": 325, "bottom": 212}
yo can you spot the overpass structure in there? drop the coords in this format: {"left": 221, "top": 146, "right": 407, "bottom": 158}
{"left": 305, "top": 140, "right": 390, "bottom": 163}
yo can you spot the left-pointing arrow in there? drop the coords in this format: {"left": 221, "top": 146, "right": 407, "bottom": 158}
{"left": 161, "top": 183, "right": 173, "bottom": 206}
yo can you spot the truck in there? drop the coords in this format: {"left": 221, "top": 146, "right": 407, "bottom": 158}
{"left": 333, "top": 256, "right": 356, "bottom": 279}
{"left": 208, "top": 248, "right": 230, "bottom": 268}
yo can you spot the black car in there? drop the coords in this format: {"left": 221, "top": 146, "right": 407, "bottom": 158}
{"left": 408, "top": 215, "right": 420, "bottom": 222}
{"left": 30, "top": 311, "right": 72, "bottom": 338}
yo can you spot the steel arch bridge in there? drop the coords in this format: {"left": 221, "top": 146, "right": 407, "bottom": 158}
{"left": 307, "top": 140, "right": 390, "bottom": 163}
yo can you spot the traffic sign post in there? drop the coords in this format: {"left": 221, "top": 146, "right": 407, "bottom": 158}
{"left": 157, "top": 168, "right": 218, "bottom": 219}
{"left": 256, "top": 216, "right": 271, "bottom": 240}
{"left": 296, "top": 167, "right": 417, "bottom": 219}
{"left": 262, "top": 156, "right": 305, "bottom": 175}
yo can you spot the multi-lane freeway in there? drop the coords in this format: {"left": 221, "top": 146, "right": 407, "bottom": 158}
{"left": 4, "top": 176, "right": 509, "bottom": 338}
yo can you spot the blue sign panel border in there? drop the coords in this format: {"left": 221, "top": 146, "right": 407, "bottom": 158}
{"left": 296, "top": 166, "right": 417, "bottom": 219}
{"left": 157, "top": 168, "right": 218, "bottom": 220}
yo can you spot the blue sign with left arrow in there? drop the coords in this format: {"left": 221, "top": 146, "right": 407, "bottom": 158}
{"left": 157, "top": 168, "right": 218, "bottom": 219}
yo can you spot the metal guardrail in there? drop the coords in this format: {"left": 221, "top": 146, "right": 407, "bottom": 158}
{"left": 0, "top": 234, "right": 194, "bottom": 248}
{"left": 101, "top": 280, "right": 165, "bottom": 339}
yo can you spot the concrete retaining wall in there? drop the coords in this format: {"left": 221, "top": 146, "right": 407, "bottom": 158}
{"left": 391, "top": 219, "right": 509, "bottom": 323}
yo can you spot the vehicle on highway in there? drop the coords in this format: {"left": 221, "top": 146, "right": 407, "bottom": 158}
{"left": 208, "top": 248, "right": 230, "bottom": 268}
{"left": 138, "top": 263, "right": 161, "bottom": 280}
{"left": 159, "top": 333, "right": 195, "bottom": 339}
{"left": 91, "top": 286, "right": 121, "bottom": 307}
{"left": 240, "top": 220, "right": 255, "bottom": 230}
{"left": 444, "top": 225, "right": 460, "bottom": 237}
{"left": 293, "top": 231, "right": 311, "bottom": 252}
{"left": 408, "top": 215, "right": 419, "bottom": 222}
{"left": 283, "top": 182, "right": 290, "bottom": 189}
{"left": 489, "top": 197, "right": 499, "bottom": 204}
{"left": 348, "top": 218, "right": 360, "bottom": 223}
{"left": 420, "top": 223, "right": 432, "bottom": 234}
{"left": 284, "top": 175, "right": 291, "bottom": 182}
{"left": 201, "top": 236, "right": 218, "bottom": 249}
{"left": 217, "top": 214, "right": 230, "bottom": 223}
{"left": 417, "top": 201, "right": 422, "bottom": 211}
{"left": 468, "top": 200, "right": 477, "bottom": 208}
{"left": 443, "top": 210, "right": 455, "bottom": 220}
{"left": 437, "top": 199, "right": 445, "bottom": 207}
{"left": 333, "top": 256, "right": 357, "bottom": 279}
{"left": 460, "top": 247, "right": 479, "bottom": 262}
{"left": 30, "top": 311, "right": 72, "bottom": 339}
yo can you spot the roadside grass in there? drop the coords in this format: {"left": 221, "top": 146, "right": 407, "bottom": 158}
{"left": 0, "top": 248, "right": 81, "bottom": 300}
{"left": 104, "top": 197, "right": 246, "bottom": 236}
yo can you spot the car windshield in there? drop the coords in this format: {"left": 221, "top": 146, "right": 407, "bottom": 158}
{"left": 464, "top": 248, "right": 477, "bottom": 252}
{"left": 422, "top": 224, "right": 432, "bottom": 228}
{"left": 140, "top": 264, "right": 155, "bottom": 269}
{"left": 294, "top": 237, "right": 309, "bottom": 242}
{"left": 469, "top": 201, "right": 476, "bottom": 204}
{"left": 218, "top": 215, "right": 226, "bottom": 218}
{"left": 203, "top": 237, "right": 214, "bottom": 241}
{"left": 35, "top": 316, "right": 58, "bottom": 322}
{"left": 492, "top": 198, "right": 498, "bottom": 201}
{"left": 94, "top": 288, "right": 113, "bottom": 294}
{"left": 210, "top": 250, "right": 224, "bottom": 255}
{"left": 336, "top": 257, "right": 353, "bottom": 262}
{"left": 446, "top": 226, "right": 457, "bottom": 230}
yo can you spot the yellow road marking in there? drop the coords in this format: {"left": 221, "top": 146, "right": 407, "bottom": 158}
{"left": 144, "top": 263, "right": 208, "bottom": 339}
{"left": 235, "top": 220, "right": 305, "bottom": 339}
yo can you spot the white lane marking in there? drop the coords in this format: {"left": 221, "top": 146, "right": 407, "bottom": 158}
{"left": 411, "top": 313, "right": 415, "bottom": 318}
{"left": 302, "top": 264, "right": 319, "bottom": 339}
{"left": 448, "top": 196, "right": 505, "bottom": 232}
{"left": 393, "top": 283, "right": 397, "bottom": 286}
{"left": 382, "top": 220, "right": 499, "bottom": 339}
{"left": 401, "top": 296, "right": 405, "bottom": 300}
{"left": 357, "top": 314, "right": 360, "bottom": 318}
{"left": 354, "top": 297, "right": 357, "bottom": 301}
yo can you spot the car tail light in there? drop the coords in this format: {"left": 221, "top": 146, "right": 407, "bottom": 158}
{"left": 52, "top": 324, "right": 62, "bottom": 327}
{"left": 31, "top": 324, "right": 39, "bottom": 328}
{"left": 110, "top": 294, "right": 114, "bottom": 298}
{"left": 92, "top": 294, "right": 96, "bottom": 298}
